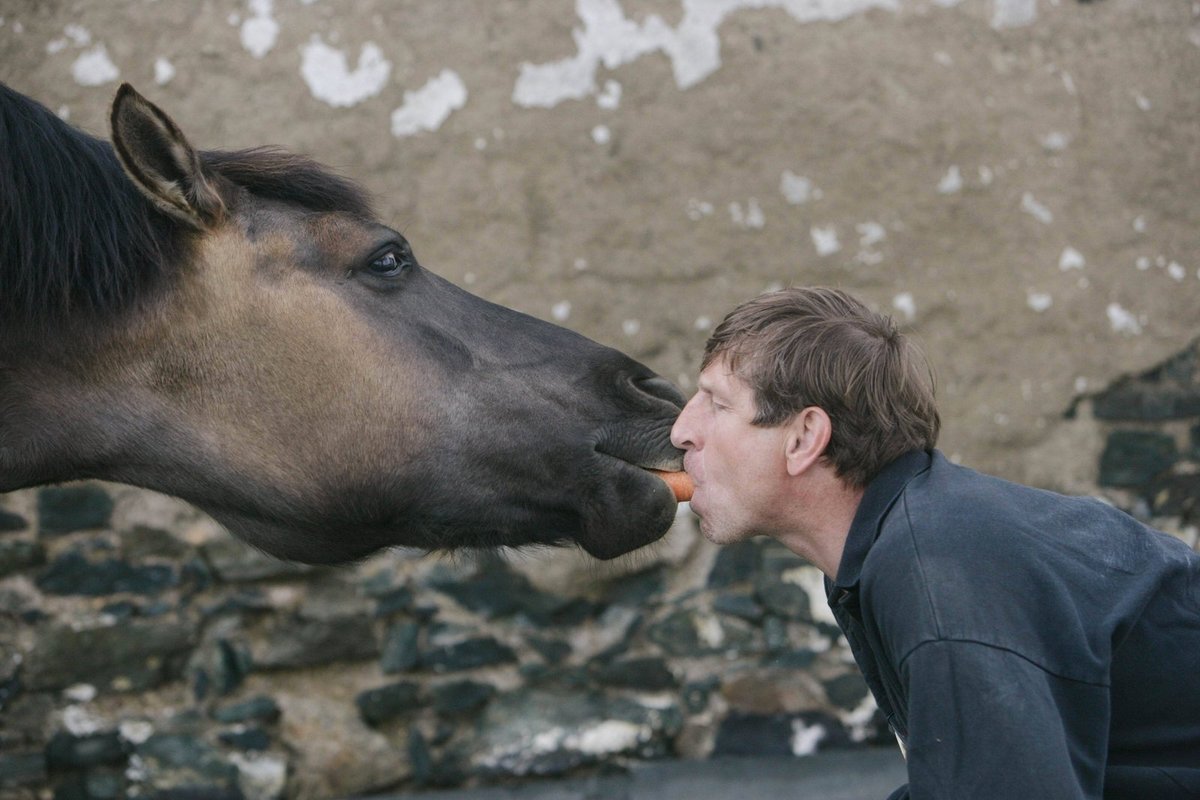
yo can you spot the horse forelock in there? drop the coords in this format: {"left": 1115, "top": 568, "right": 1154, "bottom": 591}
{"left": 0, "top": 83, "right": 184, "bottom": 327}
{"left": 0, "top": 84, "right": 374, "bottom": 330}
{"left": 203, "top": 147, "right": 375, "bottom": 221}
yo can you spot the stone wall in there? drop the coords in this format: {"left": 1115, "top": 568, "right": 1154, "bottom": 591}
{"left": 2, "top": 1, "right": 1199, "bottom": 798}
{"left": 3, "top": 341, "right": 1199, "bottom": 799}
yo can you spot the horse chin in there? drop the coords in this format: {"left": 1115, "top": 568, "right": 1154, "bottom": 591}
{"left": 575, "top": 460, "right": 680, "bottom": 560}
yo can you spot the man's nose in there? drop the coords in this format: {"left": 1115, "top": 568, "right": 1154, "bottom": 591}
{"left": 670, "top": 395, "right": 698, "bottom": 450}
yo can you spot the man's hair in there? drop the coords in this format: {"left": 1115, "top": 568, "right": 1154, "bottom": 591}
{"left": 702, "top": 287, "right": 940, "bottom": 487}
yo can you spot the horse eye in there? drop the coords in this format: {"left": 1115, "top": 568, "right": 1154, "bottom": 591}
{"left": 367, "top": 251, "right": 408, "bottom": 278}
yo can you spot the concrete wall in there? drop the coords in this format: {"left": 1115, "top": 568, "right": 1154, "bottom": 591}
{"left": 2, "top": 1, "right": 1199, "bottom": 798}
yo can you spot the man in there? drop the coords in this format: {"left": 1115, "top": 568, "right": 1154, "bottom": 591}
{"left": 670, "top": 287, "right": 1200, "bottom": 799}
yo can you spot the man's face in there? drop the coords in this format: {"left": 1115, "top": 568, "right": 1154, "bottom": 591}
{"left": 670, "top": 356, "right": 791, "bottom": 545}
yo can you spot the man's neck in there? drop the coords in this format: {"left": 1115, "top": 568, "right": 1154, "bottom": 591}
{"left": 773, "top": 471, "right": 864, "bottom": 579}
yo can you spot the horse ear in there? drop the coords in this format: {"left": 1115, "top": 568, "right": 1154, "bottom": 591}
{"left": 110, "top": 83, "right": 225, "bottom": 229}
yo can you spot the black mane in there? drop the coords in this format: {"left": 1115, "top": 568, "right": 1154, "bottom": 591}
{"left": 0, "top": 83, "right": 374, "bottom": 325}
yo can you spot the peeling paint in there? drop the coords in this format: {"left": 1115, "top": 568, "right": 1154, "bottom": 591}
{"left": 1058, "top": 247, "right": 1085, "bottom": 271}
{"left": 513, "top": 0, "right": 898, "bottom": 109}
{"left": 72, "top": 45, "right": 119, "bottom": 86}
{"left": 391, "top": 70, "right": 468, "bottom": 137}
{"left": 811, "top": 225, "right": 840, "bottom": 257}
{"left": 893, "top": 292, "right": 916, "bottom": 322}
{"left": 1027, "top": 291, "right": 1052, "bottom": 312}
{"left": 937, "top": 165, "right": 963, "bottom": 194}
{"left": 154, "top": 57, "right": 175, "bottom": 86}
{"left": 241, "top": 0, "right": 279, "bottom": 60}
{"left": 992, "top": 0, "right": 1037, "bottom": 29}
{"left": 300, "top": 36, "right": 391, "bottom": 108}
{"left": 781, "top": 170, "right": 819, "bottom": 204}
{"left": 1106, "top": 303, "right": 1142, "bottom": 336}
{"left": 1020, "top": 192, "right": 1053, "bottom": 224}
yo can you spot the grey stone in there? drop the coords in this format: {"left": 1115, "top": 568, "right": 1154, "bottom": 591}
{"left": 212, "top": 696, "right": 281, "bottom": 725}
{"left": 432, "top": 680, "right": 496, "bottom": 716}
{"left": 1098, "top": 430, "right": 1177, "bottom": 487}
{"left": 380, "top": 621, "right": 421, "bottom": 673}
{"left": 373, "top": 586, "right": 414, "bottom": 617}
{"left": 250, "top": 613, "right": 378, "bottom": 670}
{"left": 37, "top": 485, "right": 114, "bottom": 535}
{"left": 471, "top": 688, "right": 682, "bottom": 778}
{"left": 754, "top": 576, "right": 813, "bottom": 621}
{"left": 426, "top": 561, "right": 587, "bottom": 625}
{"left": 714, "top": 711, "right": 851, "bottom": 757}
{"left": 0, "top": 508, "right": 29, "bottom": 532}
{"left": 713, "top": 593, "right": 764, "bottom": 622}
{"left": 527, "top": 637, "right": 572, "bottom": 664}
{"left": 53, "top": 768, "right": 124, "bottom": 800}
{"left": 122, "top": 525, "right": 193, "bottom": 560}
{"left": 823, "top": 673, "right": 870, "bottom": 711}
{"left": 45, "top": 730, "right": 129, "bottom": 769}
{"left": 36, "top": 552, "right": 177, "bottom": 596}
{"left": 590, "top": 657, "right": 678, "bottom": 691}
{"left": 218, "top": 727, "right": 271, "bottom": 751}
{"left": 421, "top": 637, "right": 516, "bottom": 673}
{"left": 707, "top": 541, "right": 761, "bottom": 588}
{"left": 0, "top": 751, "right": 46, "bottom": 788}
{"left": 0, "top": 538, "right": 44, "bottom": 577}
{"left": 356, "top": 681, "right": 423, "bottom": 726}
{"left": 132, "top": 734, "right": 240, "bottom": 794}
{"left": 24, "top": 616, "right": 196, "bottom": 692}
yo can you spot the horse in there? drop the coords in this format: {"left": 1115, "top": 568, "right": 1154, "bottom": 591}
{"left": 0, "top": 82, "right": 685, "bottom": 563}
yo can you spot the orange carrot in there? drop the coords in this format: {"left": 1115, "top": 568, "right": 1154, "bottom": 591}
{"left": 649, "top": 469, "right": 694, "bottom": 503}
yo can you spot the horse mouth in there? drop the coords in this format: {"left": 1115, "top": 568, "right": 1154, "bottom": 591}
{"left": 574, "top": 442, "right": 685, "bottom": 560}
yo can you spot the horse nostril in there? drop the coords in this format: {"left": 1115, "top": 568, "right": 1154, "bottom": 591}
{"left": 636, "top": 376, "right": 686, "bottom": 408}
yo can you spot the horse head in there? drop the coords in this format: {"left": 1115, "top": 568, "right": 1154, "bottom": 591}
{"left": 0, "top": 84, "right": 685, "bottom": 562}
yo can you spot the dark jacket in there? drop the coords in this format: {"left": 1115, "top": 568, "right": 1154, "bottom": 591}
{"left": 826, "top": 450, "right": 1200, "bottom": 799}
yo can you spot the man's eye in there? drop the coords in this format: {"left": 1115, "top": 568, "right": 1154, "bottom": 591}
{"left": 368, "top": 251, "right": 409, "bottom": 277}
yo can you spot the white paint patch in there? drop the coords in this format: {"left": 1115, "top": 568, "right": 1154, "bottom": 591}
{"left": 118, "top": 720, "right": 154, "bottom": 745}
{"left": 591, "top": 124, "right": 611, "bottom": 144}
{"left": 300, "top": 36, "right": 391, "bottom": 108}
{"left": 622, "top": 319, "right": 641, "bottom": 337}
{"left": 1133, "top": 215, "right": 1147, "bottom": 233}
{"left": 783, "top": 565, "right": 837, "bottom": 626}
{"left": 62, "top": 705, "right": 104, "bottom": 735}
{"left": 229, "top": 753, "right": 288, "bottom": 800}
{"left": 978, "top": 165, "right": 994, "bottom": 186}
{"left": 1040, "top": 131, "right": 1070, "bottom": 151}
{"left": 1058, "top": 247, "right": 1085, "bottom": 271}
{"left": 71, "top": 45, "right": 120, "bottom": 86}
{"left": 933, "top": 0, "right": 964, "bottom": 5}
{"left": 574, "top": 257, "right": 589, "bottom": 271}
{"left": 1074, "top": 376, "right": 1088, "bottom": 393}
{"left": 1020, "top": 192, "right": 1053, "bottom": 224}
{"left": 687, "top": 198, "right": 715, "bottom": 220}
{"left": 730, "top": 199, "right": 764, "bottom": 229}
{"left": 1133, "top": 92, "right": 1152, "bottom": 111}
{"left": 1168, "top": 261, "right": 1186, "bottom": 281}
{"left": 893, "top": 292, "right": 916, "bottom": 322}
{"left": 790, "top": 719, "right": 827, "bottom": 756}
{"left": 1027, "top": 291, "right": 1052, "bottom": 312}
{"left": 154, "top": 57, "right": 175, "bottom": 86}
{"left": 781, "top": 170, "right": 819, "bottom": 204}
{"left": 933, "top": 50, "right": 952, "bottom": 66}
{"left": 57, "top": 105, "right": 70, "bottom": 120}
{"left": 241, "top": 0, "right": 279, "bottom": 59}
{"left": 695, "top": 316, "right": 712, "bottom": 330}
{"left": 391, "top": 69, "right": 468, "bottom": 137}
{"left": 856, "top": 221, "right": 886, "bottom": 264}
{"left": 1061, "top": 71, "right": 1076, "bottom": 95}
{"left": 695, "top": 612, "right": 725, "bottom": 648}
{"left": 64, "top": 683, "right": 97, "bottom": 703}
{"left": 513, "top": 0, "right": 898, "bottom": 108}
{"left": 596, "top": 79, "right": 622, "bottom": 109}
{"left": 571, "top": 720, "right": 649, "bottom": 755}
{"left": 991, "top": 0, "right": 1037, "bottom": 29}
{"left": 1106, "top": 303, "right": 1142, "bottom": 336}
{"left": 937, "top": 165, "right": 962, "bottom": 194}
{"left": 811, "top": 225, "right": 840, "bottom": 257}
{"left": 552, "top": 301, "right": 572, "bottom": 321}
{"left": 1136, "top": 256, "right": 1151, "bottom": 271}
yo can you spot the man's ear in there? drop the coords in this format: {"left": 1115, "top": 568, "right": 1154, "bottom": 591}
{"left": 784, "top": 406, "right": 832, "bottom": 477}
{"left": 110, "top": 83, "right": 225, "bottom": 229}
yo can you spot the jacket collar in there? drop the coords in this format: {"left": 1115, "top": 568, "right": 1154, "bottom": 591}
{"left": 831, "top": 449, "right": 933, "bottom": 593}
